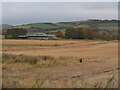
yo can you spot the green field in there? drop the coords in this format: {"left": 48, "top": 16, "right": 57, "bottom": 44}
{"left": 16, "top": 23, "right": 59, "bottom": 30}
{"left": 98, "top": 22, "right": 118, "bottom": 26}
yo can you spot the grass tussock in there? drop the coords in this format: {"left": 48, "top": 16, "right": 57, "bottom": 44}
{"left": 76, "top": 75, "right": 116, "bottom": 88}
{"left": 2, "top": 53, "right": 83, "bottom": 67}
{"left": 30, "top": 75, "right": 116, "bottom": 88}
{"left": 32, "top": 79, "right": 45, "bottom": 88}
{"left": 3, "top": 74, "right": 116, "bottom": 88}
{"left": 93, "top": 75, "right": 115, "bottom": 88}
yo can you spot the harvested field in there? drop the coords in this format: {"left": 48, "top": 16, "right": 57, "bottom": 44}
{"left": 2, "top": 39, "right": 118, "bottom": 88}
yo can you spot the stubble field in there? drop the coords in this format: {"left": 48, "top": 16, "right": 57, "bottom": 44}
{"left": 2, "top": 39, "right": 118, "bottom": 88}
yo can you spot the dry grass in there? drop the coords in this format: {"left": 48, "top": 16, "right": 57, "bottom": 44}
{"left": 2, "top": 39, "right": 118, "bottom": 88}
{"left": 2, "top": 53, "right": 82, "bottom": 67}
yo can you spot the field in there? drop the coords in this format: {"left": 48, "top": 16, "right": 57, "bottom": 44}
{"left": 16, "top": 23, "right": 59, "bottom": 30}
{"left": 2, "top": 39, "right": 118, "bottom": 88}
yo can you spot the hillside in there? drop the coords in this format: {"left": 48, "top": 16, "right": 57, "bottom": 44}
{"left": 58, "top": 20, "right": 118, "bottom": 35}
{"left": 0, "top": 24, "right": 13, "bottom": 34}
{"left": 12, "top": 23, "right": 65, "bottom": 34}
{"left": 16, "top": 23, "right": 63, "bottom": 30}
{"left": 19, "top": 20, "right": 118, "bottom": 33}
{"left": 1, "top": 19, "right": 119, "bottom": 35}
{"left": 58, "top": 19, "right": 118, "bottom": 26}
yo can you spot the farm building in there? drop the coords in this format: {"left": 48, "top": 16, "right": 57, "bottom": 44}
{"left": 18, "top": 35, "right": 28, "bottom": 39}
{"left": 47, "top": 34, "right": 58, "bottom": 39}
{"left": 28, "top": 33, "right": 48, "bottom": 39}
{"left": 18, "top": 33, "right": 57, "bottom": 39}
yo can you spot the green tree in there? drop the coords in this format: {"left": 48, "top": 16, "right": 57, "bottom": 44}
{"left": 72, "top": 28, "right": 84, "bottom": 39}
{"left": 65, "top": 27, "right": 85, "bottom": 39}
{"left": 5, "top": 28, "right": 27, "bottom": 39}
{"left": 65, "top": 27, "right": 74, "bottom": 39}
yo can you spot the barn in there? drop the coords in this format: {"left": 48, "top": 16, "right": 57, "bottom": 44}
{"left": 28, "top": 33, "right": 48, "bottom": 40}
{"left": 18, "top": 33, "right": 57, "bottom": 40}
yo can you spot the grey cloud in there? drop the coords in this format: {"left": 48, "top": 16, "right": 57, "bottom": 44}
{"left": 2, "top": 2, "right": 118, "bottom": 25}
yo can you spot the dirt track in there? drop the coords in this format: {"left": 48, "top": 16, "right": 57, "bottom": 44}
{"left": 2, "top": 40, "right": 118, "bottom": 88}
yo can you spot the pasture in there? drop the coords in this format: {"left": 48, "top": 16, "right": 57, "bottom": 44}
{"left": 2, "top": 39, "right": 118, "bottom": 88}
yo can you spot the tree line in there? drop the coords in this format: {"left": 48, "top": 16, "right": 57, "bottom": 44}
{"left": 65, "top": 27, "right": 118, "bottom": 40}
{"left": 4, "top": 27, "right": 118, "bottom": 40}
{"left": 5, "top": 28, "right": 27, "bottom": 39}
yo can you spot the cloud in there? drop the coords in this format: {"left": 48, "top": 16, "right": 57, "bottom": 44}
{"left": 2, "top": 2, "right": 118, "bottom": 25}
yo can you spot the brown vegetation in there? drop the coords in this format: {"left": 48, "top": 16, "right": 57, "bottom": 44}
{"left": 2, "top": 39, "right": 118, "bottom": 88}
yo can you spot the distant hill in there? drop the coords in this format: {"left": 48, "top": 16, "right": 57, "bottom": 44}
{"left": 0, "top": 24, "right": 13, "bottom": 34}
{"left": 12, "top": 23, "right": 65, "bottom": 33}
{"left": 1, "top": 19, "right": 119, "bottom": 35}
{"left": 2, "top": 24, "right": 13, "bottom": 29}
{"left": 16, "top": 23, "right": 61, "bottom": 30}
{"left": 58, "top": 19, "right": 118, "bottom": 26}
{"left": 58, "top": 20, "right": 118, "bottom": 33}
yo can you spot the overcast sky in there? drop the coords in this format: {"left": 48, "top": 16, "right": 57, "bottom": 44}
{"left": 2, "top": 2, "right": 118, "bottom": 25}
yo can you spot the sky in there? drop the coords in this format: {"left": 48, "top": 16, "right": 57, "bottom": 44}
{"left": 2, "top": 2, "right": 118, "bottom": 25}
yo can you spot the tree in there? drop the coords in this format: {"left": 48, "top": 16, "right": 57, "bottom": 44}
{"left": 72, "top": 28, "right": 84, "bottom": 39}
{"left": 65, "top": 27, "right": 85, "bottom": 39}
{"left": 95, "top": 32, "right": 113, "bottom": 41}
{"left": 83, "top": 28, "right": 95, "bottom": 39}
{"left": 55, "top": 31, "right": 64, "bottom": 38}
{"left": 65, "top": 27, "right": 115, "bottom": 41}
{"left": 5, "top": 28, "right": 27, "bottom": 39}
{"left": 65, "top": 27, "right": 74, "bottom": 39}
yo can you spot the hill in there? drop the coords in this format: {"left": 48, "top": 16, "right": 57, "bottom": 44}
{"left": 58, "top": 20, "right": 118, "bottom": 34}
{"left": 0, "top": 24, "right": 13, "bottom": 34}
{"left": 13, "top": 23, "right": 65, "bottom": 34}
{"left": 1, "top": 19, "right": 119, "bottom": 35}
{"left": 16, "top": 23, "right": 63, "bottom": 30}
{"left": 58, "top": 19, "right": 118, "bottom": 26}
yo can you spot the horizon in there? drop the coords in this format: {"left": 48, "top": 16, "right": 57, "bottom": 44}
{"left": 2, "top": 18, "right": 119, "bottom": 26}
{"left": 2, "top": 19, "right": 118, "bottom": 26}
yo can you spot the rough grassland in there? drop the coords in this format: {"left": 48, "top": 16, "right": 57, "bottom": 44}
{"left": 2, "top": 39, "right": 118, "bottom": 88}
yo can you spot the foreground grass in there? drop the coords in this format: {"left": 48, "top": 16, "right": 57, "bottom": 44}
{"left": 2, "top": 53, "right": 117, "bottom": 88}
{"left": 32, "top": 75, "right": 116, "bottom": 88}
{"left": 3, "top": 62, "right": 116, "bottom": 88}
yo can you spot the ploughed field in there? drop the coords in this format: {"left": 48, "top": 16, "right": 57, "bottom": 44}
{"left": 2, "top": 39, "right": 118, "bottom": 88}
